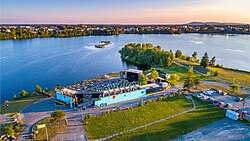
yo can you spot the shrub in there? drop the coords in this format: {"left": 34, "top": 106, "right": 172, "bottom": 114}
{"left": 51, "top": 110, "right": 65, "bottom": 119}
{"left": 116, "top": 107, "right": 121, "bottom": 112}
{"left": 138, "top": 101, "right": 143, "bottom": 106}
{"left": 31, "top": 92, "right": 37, "bottom": 96}
{"left": 4, "top": 100, "right": 10, "bottom": 105}
{"left": 20, "top": 90, "right": 29, "bottom": 97}
{"left": 13, "top": 94, "right": 17, "bottom": 100}
{"left": 85, "top": 114, "right": 93, "bottom": 119}
{"left": 214, "top": 70, "right": 218, "bottom": 76}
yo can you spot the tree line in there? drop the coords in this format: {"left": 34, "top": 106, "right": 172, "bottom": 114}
{"left": 119, "top": 43, "right": 174, "bottom": 67}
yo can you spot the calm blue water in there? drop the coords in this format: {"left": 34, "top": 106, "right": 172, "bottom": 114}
{"left": 1, "top": 34, "right": 250, "bottom": 102}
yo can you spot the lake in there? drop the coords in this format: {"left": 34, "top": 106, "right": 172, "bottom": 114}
{"left": 1, "top": 34, "right": 250, "bottom": 102}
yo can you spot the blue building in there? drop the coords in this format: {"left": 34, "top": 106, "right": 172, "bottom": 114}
{"left": 56, "top": 92, "right": 73, "bottom": 108}
{"left": 94, "top": 89, "right": 146, "bottom": 107}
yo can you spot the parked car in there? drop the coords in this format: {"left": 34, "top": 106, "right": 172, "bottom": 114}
{"left": 197, "top": 93, "right": 209, "bottom": 100}
{"left": 206, "top": 98, "right": 215, "bottom": 104}
{"left": 220, "top": 91, "right": 227, "bottom": 96}
{"left": 223, "top": 103, "right": 233, "bottom": 110}
{"left": 231, "top": 108, "right": 239, "bottom": 112}
{"left": 236, "top": 97, "right": 243, "bottom": 102}
{"left": 203, "top": 90, "right": 213, "bottom": 96}
{"left": 215, "top": 89, "right": 222, "bottom": 94}
{"left": 216, "top": 102, "right": 225, "bottom": 107}
{"left": 213, "top": 99, "right": 218, "bottom": 105}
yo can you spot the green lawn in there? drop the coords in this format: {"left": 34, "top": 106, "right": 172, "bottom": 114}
{"left": 85, "top": 97, "right": 193, "bottom": 139}
{"left": 1, "top": 95, "right": 46, "bottom": 114}
{"left": 111, "top": 97, "right": 225, "bottom": 141}
{"left": 161, "top": 63, "right": 213, "bottom": 85}
{"left": 174, "top": 58, "right": 250, "bottom": 87}
{"left": 33, "top": 117, "right": 66, "bottom": 140}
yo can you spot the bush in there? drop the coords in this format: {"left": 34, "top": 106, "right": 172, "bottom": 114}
{"left": 85, "top": 114, "right": 93, "bottom": 119}
{"left": 31, "top": 92, "right": 37, "bottom": 96}
{"left": 4, "top": 100, "right": 10, "bottom": 105}
{"left": 138, "top": 101, "right": 143, "bottom": 106}
{"left": 51, "top": 110, "right": 65, "bottom": 119}
{"left": 116, "top": 107, "right": 121, "bottom": 112}
{"left": 214, "top": 70, "right": 218, "bottom": 76}
{"left": 20, "top": 90, "right": 29, "bottom": 97}
{"left": 13, "top": 94, "right": 17, "bottom": 100}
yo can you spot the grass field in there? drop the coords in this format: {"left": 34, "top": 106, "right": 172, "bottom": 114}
{"left": 111, "top": 97, "right": 225, "bottom": 141}
{"left": 85, "top": 96, "right": 225, "bottom": 140}
{"left": 34, "top": 117, "right": 66, "bottom": 140}
{"left": 209, "top": 67, "right": 250, "bottom": 87}
{"left": 85, "top": 97, "right": 193, "bottom": 139}
{"left": 161, "top": 63, "right": 213, "bottom": 85}
{"left": 1, "top": 95, "right": 46, "bottom": 114}
{"left": 174, "top": 58, "right": 250, "bottom": 87}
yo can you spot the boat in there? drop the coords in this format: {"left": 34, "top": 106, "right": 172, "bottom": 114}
{"left": 95, "top": 41, "right": 112, "bottom": 48}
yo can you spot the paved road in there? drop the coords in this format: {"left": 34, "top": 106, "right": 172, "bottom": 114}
{"left": 174, "top": 118, "right": 250, "bottom": 141}
{"left": 96, "top": 96, "right": 196, "bottom": 141}
{"left": 17, "top": 98, "right": 70, "bottom": 141}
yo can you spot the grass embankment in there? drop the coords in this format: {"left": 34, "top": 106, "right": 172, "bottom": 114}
{"left": 209, "top": 67, "right": 250, "bottom": 87}
{"left": 33, "top": 117, "right": 66, "bottom": 140}
{"left": 111, "top": 97, "right": 225, "bottom": 141}
{"left": 85, "top": 97, "right": 193, "bottom": 139}
{"left": 0, "top": 95, "right": 46, "bottom": 114}
{"left": 85, "top": 96, "right": 225, "bottom": 140}
{"left": 174, "top": 58, "right": 250, "bottom": 87}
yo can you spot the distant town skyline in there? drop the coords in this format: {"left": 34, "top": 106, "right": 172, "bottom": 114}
{"left": 1, "top": 0, "right": 250, "bottom": 24}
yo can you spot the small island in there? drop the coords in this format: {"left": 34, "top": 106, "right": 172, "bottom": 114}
{"left": 95, "top": 41, "right": 112, "bottom": 48}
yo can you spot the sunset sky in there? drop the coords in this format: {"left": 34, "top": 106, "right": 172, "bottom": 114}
{"left": 1, "top": 0, "right": 250, "bottom": 24}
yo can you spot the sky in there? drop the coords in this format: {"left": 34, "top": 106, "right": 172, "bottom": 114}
{"left": 1, "top": 0, "right": 250, "bottom": 24}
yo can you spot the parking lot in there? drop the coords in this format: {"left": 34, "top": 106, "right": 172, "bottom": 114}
{"left": 195, "top": 90, "right": 250, "bottom": 113}
{"left": 209, "top": 92, "right": 250, "bottom": 113}
{"left": 175, "top": 118, "right": 250, "bottom": 141}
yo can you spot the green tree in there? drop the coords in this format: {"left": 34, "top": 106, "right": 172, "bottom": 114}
{"left": 175, "top": 50, "right": 182, "bottom": 58}
{"left": 36, "top": 85, "right": 43, "bottom": 93}
{"left": 4, "top": 100, "right": 10, "bottom": 105}
{"left": 4, "top": 126, "right": 15, "bottom": 136}
{"left": 20, "top": 90, "right": 29, "bottom": 97}
{"left": 188, "top": 66, "right": 193, "bottom": 74}
{"left": 200, "top": 52, "right": 209, "bottom": 68}
{"left": 194, "top": 78, "right": 201, "bottom": 89}
{"left": 184, "top": 76, "right": 194, "bottom": 90}
{"left": 209, "top": 56, "right": 216, "bottom": 66}
{"left": 51, "top": 110, "right": 65, "bottom": 119}
{"left": 45, "top": 87, "right": 49, "bottom": 92}
{"left": 56, "top": 83, "right": 61, "bottom": 89}
{"left": 214, "top": 70, "right": 219, "bottom": 76}
{"left": 229, "top": 84, "right": 240, "bottom": 95}
{"left": 192, "top": 51, "right": 198, "bottom": 62}
{"left": 150, "top": 69, "right": 159, "bottom": 81}
{"left": 169, "top": 73, "right": 180, "bottom": 86}
{"left": 13, "top": 94, "right": 17, "bottom": 100}
{"left": 138, "top": 73, "right": 148, "bottom": 85}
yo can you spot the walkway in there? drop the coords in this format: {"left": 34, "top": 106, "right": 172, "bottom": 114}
{"left": 95, "top": 96, "right": 196, "bottom": 141}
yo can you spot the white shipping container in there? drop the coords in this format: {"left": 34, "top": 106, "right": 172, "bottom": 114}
{"left": 226, "top": 110, "right": 239, "bottom": 120}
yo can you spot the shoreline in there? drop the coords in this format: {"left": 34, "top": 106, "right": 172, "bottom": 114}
{"left": 1, "top": 32, "right": 250, "bottom": 41}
